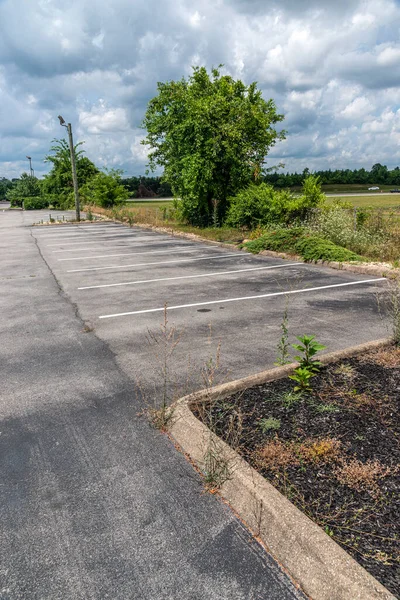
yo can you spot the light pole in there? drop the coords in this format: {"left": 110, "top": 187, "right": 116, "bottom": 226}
{"left": 58, "top": 115, "right": 80, "bottom": 221}
{"left": 26, "top": 155, "right": 34, "bottom": 178}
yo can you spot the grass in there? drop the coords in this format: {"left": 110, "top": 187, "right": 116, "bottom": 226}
{"left": 88, "top": 202, "right": 399, "bottom": 264}
{"left": 124, "top": 199, "right": 174, "bottom": 208}
{"left": 328, "top": 194, "right": 400, "bottom": 209}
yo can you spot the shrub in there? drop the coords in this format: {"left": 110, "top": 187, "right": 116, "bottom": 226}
{"left": 294, "top": 235, "right": 361, "bottom": 262}
{"left": 244, "top": 228, "right": 362, "bottom": 262}
{"left": 307, "top": 205, "right": 387, "bottom": 258}
{"left": 23, "top": 197, "right": 49, "bottom": 210}
{"left": 80, "top": 170, "right": 130, "bottom": 208}
{"left": 226, "top": 175, "right": 324, "bottom": 229}
{"left": 244, "top": 227, "right": 304, "bottom": 253}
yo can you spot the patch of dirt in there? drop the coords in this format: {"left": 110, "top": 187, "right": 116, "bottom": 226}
{"left": 193, "top": 346, "right": 400, "bottom": 597}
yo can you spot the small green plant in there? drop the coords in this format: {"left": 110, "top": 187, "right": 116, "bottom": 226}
{"left": 289, "top": 366, "right": 316, "bottom": 392}
{"left": 259, "top": 417, "right": 281, "bottom": 433}
{"left": 86, "top": 207, "right": 93, "bottom": 221}
{"left": 275, "top": 298, "right": 291, "bottom": 365}
{"left": 203, "top": 435, "right": 231, "bottom": 491}
{"left": 315, "top": 403, "right": 339, "bottom": 414}
{"left": 280, "top": 390, "right": 302, "bottom": 408}
{"left": 292, "top": 335, "right": 326, "bottom": 371}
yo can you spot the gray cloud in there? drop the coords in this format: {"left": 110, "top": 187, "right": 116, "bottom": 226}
{"left": 1, "top": 0, "right": 400, "bottom": 178}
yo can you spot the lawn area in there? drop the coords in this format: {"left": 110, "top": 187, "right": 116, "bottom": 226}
{"left": 328, "top": 194, "right": 400, "bottom": 209}
{"left": 124, "top": 199, "right": 174, "bottom": 208}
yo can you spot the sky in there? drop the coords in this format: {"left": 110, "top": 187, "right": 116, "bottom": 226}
{"left": 1, "top": 0, "right": 400, "bottom": 179}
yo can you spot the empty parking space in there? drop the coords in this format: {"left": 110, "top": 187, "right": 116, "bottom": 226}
{"left": 30, "top": 221, "right": 388, "bottom": 383}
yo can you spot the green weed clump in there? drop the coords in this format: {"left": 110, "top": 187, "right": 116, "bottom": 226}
{"left": 244, "top": 227, "right": 304, "bottom": 254}
{"left": 294, "top": 235, "right": 361, "bottom": 262}
{"left": 244, "top": 228, "right": 362, "bottom": 263}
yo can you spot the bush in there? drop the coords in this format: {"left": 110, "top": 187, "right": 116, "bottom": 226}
{"left": 243, "top": 228, "right": 362, "bottom": 262}
{"left": 46, "top": 194, "right": 74, "bottom": 210}
{"left": 23, "top": 197, "right": 49, "bottom": 210}
{"left": 294, "top": 235, "right": 361, "bottom": 262}
{"left": 226, "top": 184, "right": 294, "bottom": 228}
{"left": 307, "top": 204, "right": 387, "bottom": 257}
{"left": 244, "top": 227, "right": 305, "bottom": 253}
{"left": 80, "top": 170, "right": 129, "bottom": 208}
{"left": 226, "top": 175, "right": 325, "bottom": 228}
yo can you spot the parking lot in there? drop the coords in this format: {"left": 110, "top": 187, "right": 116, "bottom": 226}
{"left": 0, "top": 209, "right": 390, "bottom": 599}
{"left": 31, "top": 216, "right": 388, "bottom": 387}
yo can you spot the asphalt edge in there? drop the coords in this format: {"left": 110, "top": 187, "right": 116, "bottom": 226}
{"left": 168, "top": 338, "right": 396, "bottom": 600}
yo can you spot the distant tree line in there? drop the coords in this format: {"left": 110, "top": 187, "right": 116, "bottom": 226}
{"left": 120, "top": 176, "right": 172, "bottom": 198}
{"left": 264, "top": 163, "right": 400, "bottom": 188}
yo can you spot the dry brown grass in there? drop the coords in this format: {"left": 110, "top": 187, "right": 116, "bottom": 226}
{"left": 297, "top": 437, "right": 342, "bottom": 464}
{"left": 254, "top": 436, "right": 342, "bottom": 471}
{"left": 334, "top": 459, "right": 394, "bottom": 497}
{"left": 253, "top": 439, "right": 296, "bottom": 472}
{"left": 362, "top": 346, "right": 400, "bottom": 368}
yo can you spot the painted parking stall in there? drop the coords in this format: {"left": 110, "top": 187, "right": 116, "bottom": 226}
{"left": 30, "top": 219, "right": 388, "bottom": 384}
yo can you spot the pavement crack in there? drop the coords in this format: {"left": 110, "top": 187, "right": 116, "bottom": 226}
{"left": 30, "top": 228, "right": 87, "bottom": 327}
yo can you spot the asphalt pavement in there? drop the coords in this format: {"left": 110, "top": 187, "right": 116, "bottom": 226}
{"left": 0, "top": 209, "right": 389, "bottom": 599}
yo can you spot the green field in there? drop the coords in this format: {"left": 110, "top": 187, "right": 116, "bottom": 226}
{"left": 328, "top": 194, "right": 400, "bottom": 208}
{"left": 124, "top": 199, "right": 174, "bottom": 208}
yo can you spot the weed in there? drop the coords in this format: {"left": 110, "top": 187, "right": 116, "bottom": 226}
{"left": 314, "top": 403, "right": 339, "bottom": 413}
{"left": 253, "top": 440, "right": 296, "bottom": 471}
{"left": 297, "top": 437, "right": 342, "bottom": 464}
{"left": 203, "top": 435, "right": 232, "bottom": 491}
{"left": 143, "top": 304, "right": 183, "bottom": 430}
{"left": 279, "top": 390, "right": 302, "bottom": 409}
{"left": 386, "top": 279, "right": 400, "bottom": 345}
{"left": 333, "top": 363, "right": 356, "bottom": 378}
{"left": 334, "top": 459, "right": 394, "bottom": 497}
{"left": 275, "top": 298, "right": 291, "bottom": 365}
{"left": 259, "top": 417, "right": 281, "bottom": 433}
{"left": 292, "top": 334, "right": 326, "bottom": 371}
{"left": 289, "top": 366, "right": 316, "bottom": 392}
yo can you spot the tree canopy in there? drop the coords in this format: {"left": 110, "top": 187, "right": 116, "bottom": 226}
{"left": 81, "top": 169, "right": 130, "bottom": 208}
{"left": 42, "top": 138, "right": 99, "bottom": 205}
{"left": 143, "top": 66, "right": 285, "bottom": 225}
{"left": 6, "top": 172, "right": 41, "bottom": 205}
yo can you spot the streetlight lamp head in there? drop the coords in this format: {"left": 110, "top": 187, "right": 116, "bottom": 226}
{"left": 26, "top": 155, "right": 31, "bottom": 160}
{"left": 58, "top": 115, "right": 66, "bottom": 126}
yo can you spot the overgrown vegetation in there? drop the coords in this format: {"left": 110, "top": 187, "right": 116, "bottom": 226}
{"left": 194, "top": 345, "right": 400, "bottom": 596}
{"left": 243, "top": 227, "right": 363, "bottom": 262}
{"left": 143, "top": 65, "right": 285, "bottom": 226}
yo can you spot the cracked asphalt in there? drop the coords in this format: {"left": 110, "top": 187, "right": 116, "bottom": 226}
{"left": 0, "top": 209, "right": 388, "bottom": 599}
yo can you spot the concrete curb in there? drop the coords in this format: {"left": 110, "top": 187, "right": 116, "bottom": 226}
{"left": 168, "top": 338, "right": 395, "bottom": 600}
{"left": 91, "top": 210, "right": 399, "bottom": 279}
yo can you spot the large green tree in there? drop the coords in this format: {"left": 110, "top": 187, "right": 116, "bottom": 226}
{"left": 0, "top": 177, "right": 13, "bottom": 199}
{"left": 42, "top": 138, "right": 98, "bottom": 206}
{"left": 142, "top": 66, "right": 285, "bottom": 226}
{"left": 6, "top": 173, "right": 41, "bottom": 205}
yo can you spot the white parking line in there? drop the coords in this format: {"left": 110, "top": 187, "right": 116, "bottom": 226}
{"left": 59, "top": 247, "right": 198, "bottom": 261}
{"left": 98, "top": 278, "right": 386, "bottom": 319}
{"left": 67, "top": 253, "right": 239, "bottom": 273}
{"left": 78, "top": 263, "right": 302, "bottom": 290}
{"left": 47, "top": 236, "right": 165, "bottom": 247}
{"left": 52, "top": 241, "right": 193, "bottom": 252}
{"left": 43, "top": 233, "right": 150, "bottom": 242}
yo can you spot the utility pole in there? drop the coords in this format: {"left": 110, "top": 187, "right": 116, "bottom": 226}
{"left": 26, "top": 156, "right": 34, "bottom": 178}
{"left": 58, "top": 115, "right": 80, "bottom": 221}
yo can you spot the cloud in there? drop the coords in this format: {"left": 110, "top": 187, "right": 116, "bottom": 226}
{"left": 0, "top": 0, "right": 400, "bottom": 178}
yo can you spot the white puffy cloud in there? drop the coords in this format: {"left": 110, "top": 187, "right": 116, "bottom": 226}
{"left": 0, "top": 0, "right": 400, "bottom": 178}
